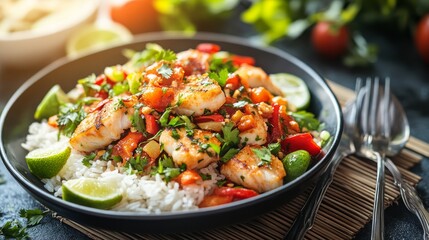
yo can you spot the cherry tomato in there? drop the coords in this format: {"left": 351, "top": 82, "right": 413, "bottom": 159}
{"left": 110, "top": 0, "right": 160, "bottom": 34}
{"left": 415, "top": 14, "right": 429, "bottom": 63}
{"left": 311, "top": 21, "right": 349, "bottom": 59}
{"left": 196, "top": 43, "right": 221, "bottom": 54}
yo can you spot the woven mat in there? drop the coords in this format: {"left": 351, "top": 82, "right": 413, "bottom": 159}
{"left": 56, "top": 81, "right": 429, "bottom": 239}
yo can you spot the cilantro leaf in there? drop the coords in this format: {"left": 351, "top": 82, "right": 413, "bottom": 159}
{"left": 290, "top": 111, "right": 320, "bottom": 131}
{"left": 157, "top": 63, "right": 173, "bottom": 79}
{"left": 82, "top": 152, "right": 96, "bottom": 167}
{"left": 0, "top": 220, "right": 29, "bottom": 239}
{"left": 208, "top": 68, "right": 229, "bottom": 87}
{"left": 57, "top": 102, "right": 87, "bottom": 137}
{"left": 251, "top": 147, "right": 272, "bottom": 166}
{"left": 19, "top": 208, "right": 48, "bottom": 227}
{"left": 221, "top": 122, "right": 240, "bottom": 146}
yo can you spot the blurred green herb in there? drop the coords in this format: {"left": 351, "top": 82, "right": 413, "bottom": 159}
{"left": 0, "top": 173, "right": 5, "bottom": 185}
{"left": 241, "top": 0, "right": 429, "bottom": 66}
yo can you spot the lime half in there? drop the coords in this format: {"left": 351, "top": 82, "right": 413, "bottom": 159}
{"left": 62, "top": 178, "right": 123, "bottom": 210}
{"left": 34, "top": 85, "right": 70, "bottom": 120}
{"left": 25, "top": 145, "right": 71, "bottom": 179}
{"left": 66, "top": 23, "right": 133, "bottom": 58}
{"left": 270, "top": 73, "right": 311, "bottom": 110}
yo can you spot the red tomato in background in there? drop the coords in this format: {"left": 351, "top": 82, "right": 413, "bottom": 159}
{"left": 311, "top": 21, "right": 350, "bottom": 59}
{"left": 415, "top": 14, "right": 429, "bottom": 63}
{"left": 110, "top": 0, "right": 160, "bottom": 34}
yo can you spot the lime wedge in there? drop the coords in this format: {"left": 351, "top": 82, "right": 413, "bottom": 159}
{"left": 34, "top": 85, "right": 70, "bottom": 120}
{"left": 62, "top": 178, "right": 123, "bottom": 210}
{"left": 270, "top": 73, "right": 311, "bottom": 110}
{"left": 66, "top": 23, "right": 133, "bottom": 58}
{"left": 25, "top": 145, "right": 71, "bottom": 179}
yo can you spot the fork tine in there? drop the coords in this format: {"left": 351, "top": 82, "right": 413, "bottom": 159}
{"left": 369, "top": 77, "right": 379, "bottom": 136}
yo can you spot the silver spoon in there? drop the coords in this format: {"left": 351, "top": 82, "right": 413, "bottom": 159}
{"left": 354, "top": 79, "right": 429, "bottom": 239}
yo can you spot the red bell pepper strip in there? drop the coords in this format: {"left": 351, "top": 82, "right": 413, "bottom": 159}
{"left": 196, "top": 43, "right": 221, "bottom": 54}
{"left": 193, "top": 114, "right": 225, "bottom": 123}
{"left": 112, "top": 132, "right": 144, "bottom": 163}
{"left": 281, "top": 132, "right": 321, "bottom": 156}
{"left": 269, "top": 103, "right": 283, "bottom": 143}
{"left": 231, "top": 55, "right": 255, "bottom": 66}
{"left": 144, "top": 114, "right": 159, "bottom": 135}
{"left": 199, "top": 195, "right": 234, "bottom": 208}
{"left": 214, "top": 187, "right": 259, "bottom": 199}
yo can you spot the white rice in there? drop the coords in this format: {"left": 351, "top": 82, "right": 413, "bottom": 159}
{"left": 22, "top": 121, "right": 224, "bottom": 213}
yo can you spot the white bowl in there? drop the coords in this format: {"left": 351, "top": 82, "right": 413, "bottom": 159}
{"left": 0, "top": 0, "right": 100, "bottom": 68}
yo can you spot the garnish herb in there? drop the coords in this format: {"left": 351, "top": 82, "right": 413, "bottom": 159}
{"left": 252, "top": 147, "right": 272, "bottom": 167}
{"left": 124, "top": 155, "right": 149, "bottom": 175}
{"left": 157, "top": 63, "right": 173, "bottom": 79}
{"left": 216, "top": 122, "right": 240, "bottom": 162}
{"left": 131, "top": 105, "right": 146, "bottom": 134}
{"left": 57, "top": 102, "right": 87, "bottom": 138}
{"left": 267, "top": 142, "right": 281, "bottom": 155}
{"left": 150, "top": 156, "right": 183, "bottom": 182}
{"left": 123, "top": 43, "right": 177, "bottom": 69}
{"left": 208, "top": 68, "right": 229, "bottom": 87}
{"left": 291, "top": 111, "right": 320, "bottom": 131}
{"left": 19, "top": 209, "right": 49, "bottom": 227}
{"left": 171, "top": 128, "right": 180, "bottom": 140}
{"left": 159, "top": 108, "right": 171, "bottom": 127}
{"left": 82, "top": 152, "right": 96, "bottom": 167}
{"left": 0, "top": 220, "right": 29, "bottom": 239}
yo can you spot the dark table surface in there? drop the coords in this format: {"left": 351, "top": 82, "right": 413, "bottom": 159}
{"left": 1, "top": 5, "right": 429, "bottom": 240}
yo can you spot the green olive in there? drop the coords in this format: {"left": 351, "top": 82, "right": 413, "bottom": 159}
{"left": 282, "top": 150, "right": 311, "bottom": 182}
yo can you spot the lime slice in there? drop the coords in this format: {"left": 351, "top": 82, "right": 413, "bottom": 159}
{"left": 62, "top": 178, "right": 123, "bottom": 210}
{"left": 270, "top": 73, "right": 311, "bottom": 110}
{"left": 34, "top": 85, "right": 70, "bottom": 120}
{"left": 66, "top": 23, "right": 133, "bottom": 58}
{"left": 25, "top": 145, "right": 71, "bottom": 179}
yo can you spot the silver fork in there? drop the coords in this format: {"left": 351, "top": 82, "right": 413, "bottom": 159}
{"left": 353, "top": 77, "right": 390, "bottom": 240}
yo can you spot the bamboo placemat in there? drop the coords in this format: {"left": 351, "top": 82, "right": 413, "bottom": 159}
{"left": 56, "top": 81, "right": 428, "bottom": 239}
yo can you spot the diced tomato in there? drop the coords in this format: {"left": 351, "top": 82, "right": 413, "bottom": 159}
{"left": 225, "top": 74, "right": 241, "bottom": 90}
{"left": 141, "top": 87, "right": 175, "bottom": 112}
{"left": 48, "top": 115, "right": 58, "bottom": 128}
{"left": 198, "top": 195, "right": 234, "bottom": 208}
{"left": 112, "top": 132, "right": 145, "bottom": 163}
{"left": 175, "top": 170, "right": 202, "bottom": 186}
{"left": 214, "top": 187, "right": 259, "bottom": 199}
{"left": 281, "top": 132, "right": 321, "bottom": 156}
{"left": 269, "top": 103, "right": 283, "bottom": 143}
{"left": 95, "top": 74, "right": 115, "bottom": 87}
{"left": 196, "top": 43, "right": 221, "bottom": 54}
{"left": 231, "top": 55, "right": 255, "bottom": 66}
{"left": 249, "top": 87, "right": 273, "bottom": 103}
{"left": 144, "top": 114, "right": 159, "bottom": 135}
{"left": 94, "top": 90, "right": 109, "bottom": 100}
{"left": 194, "top": 114, "right": 225, "bottom": 123}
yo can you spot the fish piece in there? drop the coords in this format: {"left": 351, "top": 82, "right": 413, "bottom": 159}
{"left": 173, "top": 74, "right": 226, "bottom": 116}
{"left": 69, "top": 97, "right": 133, "bottom": 152}
{"left": 239, "top": 105, "right": 267, "bottom": 145}
{"left": 220, "top": 145, "right": 286, "bottom": 193}
{"left": 159, "top": 128, "right": 220, "bottom": 170}
{"left": 235, "top": 64, "right": 283, "bottom": 96}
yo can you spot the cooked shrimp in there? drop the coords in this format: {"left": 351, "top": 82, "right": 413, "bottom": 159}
{"left": 173, "top": 74, "right": 226, "bottom": 116}
{"left": 69, "top": 97, "right": 134, "bottom": 152}
{"left": 220, "top": 145, "right": 286, "bottom": 193}
{"left": 238, "top": 105, "right": 267, "bottom": 145}
{"left": 159, "top": 128, "right": 221, "bottom": 169}
{"left": 235, "top": 64, "right": 283, "bottom": 96}
{"left": 176, "top": 49, "right": 210, "bottom": 76}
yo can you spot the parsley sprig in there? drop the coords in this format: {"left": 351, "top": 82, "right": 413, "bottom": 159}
{"left": 0, "top": 208, "right": 49, "bottom": 239}
{"left": 123, "top": 43, "right": 177, "bottom": 69}
{"left": 290, "top": 110, "right": 321, "bottom": 131}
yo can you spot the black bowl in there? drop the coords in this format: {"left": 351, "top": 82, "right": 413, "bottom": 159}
{"left": 0, "top": 32, "right": 342, "bottom": 233}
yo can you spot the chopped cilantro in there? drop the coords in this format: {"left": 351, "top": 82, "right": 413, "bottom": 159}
{"left": 209, "top": 58, "right": 236, "bottom": 72}
{"left": 57, "top": 102, "right": 87, "bottom": 137}
{"left": 209, "top": 143, "right": 220, "bottom": 155}
{"left": 157, "top": 63, "right": 173, "bottom": 79}
{"left": 131, "top": 106, "right": 146, "bottom": 134}
{"left": 200, "top": 173, "right": 212, "bottom": 181}
{"left": 220, "top": 148, "right": 240, "bottom": 163}
{"left": 82, "top": 152, "right": 96, "bottom": 167}
{"left": 252, "top": 147, "right": 272, "bottom": 167}
{"left": 19, "top": 208, "right": 48, "bottom": 227}
{"left": 267, "top": 142, "right": 281, "bottom": 155}
{"left": 216, "top": 122, "right": 241, "bottom": 162}
{"left": 216, "top": 179, "right": 227, "bottom": 187}
{"left": 123, "top": 44, "right": 177, "bottom": 69}
{"left": 208, "top": 68, "right": 229, "bottom": 87}
{"left": 0, "top": 220, "right": 29, "bottom": 239}
{"left": 150, "top": 155, "right": 182, "bottom": 182}
{"left": 171, "top": 128, "right": 180, "bottom": 140}
{"left": 124, "top": 156, "right": 149, "bottom": 174}
{"left": 159, "top": 108, "right": 171, "bottom": 127}
{"left": 291, "top": 111, "right": 321, "bottom": 131}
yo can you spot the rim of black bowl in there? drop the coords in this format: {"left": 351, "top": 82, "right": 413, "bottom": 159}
{"left": 0, "top": 32, "right": 343, "bottom": 221}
